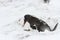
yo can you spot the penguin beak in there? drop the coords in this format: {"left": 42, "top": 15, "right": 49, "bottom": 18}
{"left": 23, "top": 18, "right": 26, "bottom": 27}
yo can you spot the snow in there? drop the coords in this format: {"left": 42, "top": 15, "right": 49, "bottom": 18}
{"left": 0, "top": 0, "right": 60, "bottom": 40}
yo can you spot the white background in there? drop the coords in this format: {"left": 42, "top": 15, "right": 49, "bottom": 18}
{"left": 0, "top": 0, "right": 60, "bottom": 40}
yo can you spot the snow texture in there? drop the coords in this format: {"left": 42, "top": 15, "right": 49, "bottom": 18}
{"left": 0, "top": 0, "right": 60, "bottom": 40}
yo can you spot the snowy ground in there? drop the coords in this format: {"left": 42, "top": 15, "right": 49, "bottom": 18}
{"left": 0, "top": 0, "right": 60, "bottom": 40}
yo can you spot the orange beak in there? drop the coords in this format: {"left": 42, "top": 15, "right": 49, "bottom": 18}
{"left": 23, "top": 19, "right": 26, "bottom": 27}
